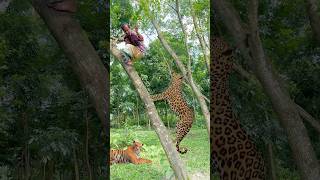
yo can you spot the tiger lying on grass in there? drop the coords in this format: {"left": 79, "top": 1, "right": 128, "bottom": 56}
{"left": 110, "top": 141, "right": 152, "bottom": 165}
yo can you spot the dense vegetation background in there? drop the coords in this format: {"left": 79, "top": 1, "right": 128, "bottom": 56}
{"left": 0, "top": 0, "right": 108, "bottom": 179}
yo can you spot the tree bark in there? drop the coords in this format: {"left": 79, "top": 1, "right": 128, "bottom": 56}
{"left": 213, "top": 0, "right": 320, "bottom": 179}
{"left": 45, "top": 160, "right": 54, "bottom": 180}
{"left": 73, "top": 149, "right": 80, "bottom": 180}
{"left": 267, "top": 142, "right": 277, "bottom": 180}
{"left": 152, "top": 19, "right": 210, "bottom": 135}
{"left": 110, "top": 45, "right": 189, "bottom": 180}
{"left": 30, "top": 0, "right": 109, "bottom": 135}
{"left": 85, "top": 107, "right": 92, "bottom": 180}
{"left": 43, "top": 161, "right": 46, "bottom": 180}
{"left": 297, "top": 105, "right": 320, "bottom": 134}
{"left": 136, "top": 95, "right": 140, "bottom": 126}
{"left": 233, "top": 63, "right": 320, "bottom": 134}
{"left": 305, "top": 0, "right": 320, "bottom": 43}
{"left": 20, "top": 112, "right": 30, "bottom": 180}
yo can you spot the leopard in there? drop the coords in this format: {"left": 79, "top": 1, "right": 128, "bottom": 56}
{"left": 151, "top": 72, "right": 194, "bottom": 154}
{"left": 211, "top": 37, "right": 265, "bottom": 179}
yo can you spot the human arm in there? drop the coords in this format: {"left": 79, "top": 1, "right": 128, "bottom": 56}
{"left": 134, "top": 26, "right": 144, "bottom": 41}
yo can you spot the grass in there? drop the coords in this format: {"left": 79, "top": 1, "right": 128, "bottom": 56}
{"left": 110, "top": 126, "right": 209, "bottom": 180}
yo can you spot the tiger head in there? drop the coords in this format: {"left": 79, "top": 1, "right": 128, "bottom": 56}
{"left": 132, "top": 140, "right": 144, "bottom": 155}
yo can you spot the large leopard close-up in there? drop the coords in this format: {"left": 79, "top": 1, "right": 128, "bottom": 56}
{"left": 211, "top": 37, "right": 265, "bottom": 179}
{"left": 151, "top": 72, "right": 194, "bottom": 154}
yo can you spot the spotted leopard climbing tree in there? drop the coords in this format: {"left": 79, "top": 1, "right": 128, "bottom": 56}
{"left": 211, "top": 37, "right": 265, "bottom": 179}
{"left": 151, "top": 72, "right": 194, "bottom": 154}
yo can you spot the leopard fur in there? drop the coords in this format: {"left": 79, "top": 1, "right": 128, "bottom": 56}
{"left": 151, "top": 72, "right": 194, "bottom": 154}
{"left": 211, "top": 37, "right": 265, "bottom": 179}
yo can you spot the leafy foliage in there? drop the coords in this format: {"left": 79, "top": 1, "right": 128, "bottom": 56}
{"left": 0, "top": 0, "right": 108, "bottom": 179}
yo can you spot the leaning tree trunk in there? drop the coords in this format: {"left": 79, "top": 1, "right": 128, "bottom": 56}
{"left": 110, "top": 45, "right": 189, "bottom": 180}
{"left": 213, "top": 0, "right": 320, "bottom": 179}
{"left": 30, "top": 0, "right": 109, "bottom": 136}
{"left": 305, "top": 0, "right": 320, "bottom": 43}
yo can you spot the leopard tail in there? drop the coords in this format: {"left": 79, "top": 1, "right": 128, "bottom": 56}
{"left": 176, "top": 138, "right": 188, "bottom": 154}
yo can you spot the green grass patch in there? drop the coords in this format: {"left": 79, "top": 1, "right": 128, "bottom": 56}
{"left": 110, "top": 126, "right": 209, "bottom": 180}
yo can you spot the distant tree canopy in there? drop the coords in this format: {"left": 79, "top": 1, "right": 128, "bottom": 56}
{"left": 0, "top": 0, "right": 109, "bottom": 179}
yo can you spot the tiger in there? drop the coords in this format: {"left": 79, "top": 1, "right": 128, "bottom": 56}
{"left": 110, "top": 140, "right": 152, "bottom": 165}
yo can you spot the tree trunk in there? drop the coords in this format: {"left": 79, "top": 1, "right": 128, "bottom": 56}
{"left": 305, "top": 0, "right": 320, "bottom": 43}
{"left": 213, "top": 0, "right": 320, "bottom": 179}
{"left": 136, "top": 95, "right": 140, "bottom": 126}
{"left": 297, "top": 105, "right": 320, "bottom": 134}
{"left": 110, "top": 45, "right": 189, "bottom": 180}
{"left": 21, "top": 112, "right": 30, "bottom": 180}
{"left": 42, "top": 161, "right": 46, "bottom": 180}
{"left": 148, "top": 113, "right": 151, "bottom": 130}
{"left": 152, "top": 19, "right": 210, "bottom": 135}
{"left": 85, "top": 107, "right": 93, "bottom": 180}
{"left": 73, "top": 149, "right": 80, "bottom": 180}
{"left": 30, "top": 0, "right": 109, "bottom": 136}
{"left": 267, "top": 142, "right": 277, "bottom": 180}
{"left": 45, "top": 160, "right": 54, "bottom": 180}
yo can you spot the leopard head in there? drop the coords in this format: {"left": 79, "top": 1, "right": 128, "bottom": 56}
{"left": 211, "top": 38, "right": 234, "bottom": 76}
{"left": 171, "top": 72, "right": 183, "bottom": 81}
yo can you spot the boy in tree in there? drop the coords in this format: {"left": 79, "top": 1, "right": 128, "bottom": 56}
{"left": 120, "top": 23, "right": 145, "bottom": 65}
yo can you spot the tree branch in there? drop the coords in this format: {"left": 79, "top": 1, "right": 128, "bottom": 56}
{"left": 175, "top": 0, "right": 192, "bottom": 74}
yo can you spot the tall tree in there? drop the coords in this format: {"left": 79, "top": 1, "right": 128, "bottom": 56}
{"left": 29, "top": 0, "right": 109, "bottom": 135}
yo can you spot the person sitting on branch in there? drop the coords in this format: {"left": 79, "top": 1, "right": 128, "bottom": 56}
{"left": 120, "top": 23, "right": 145, "bottom": 65}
